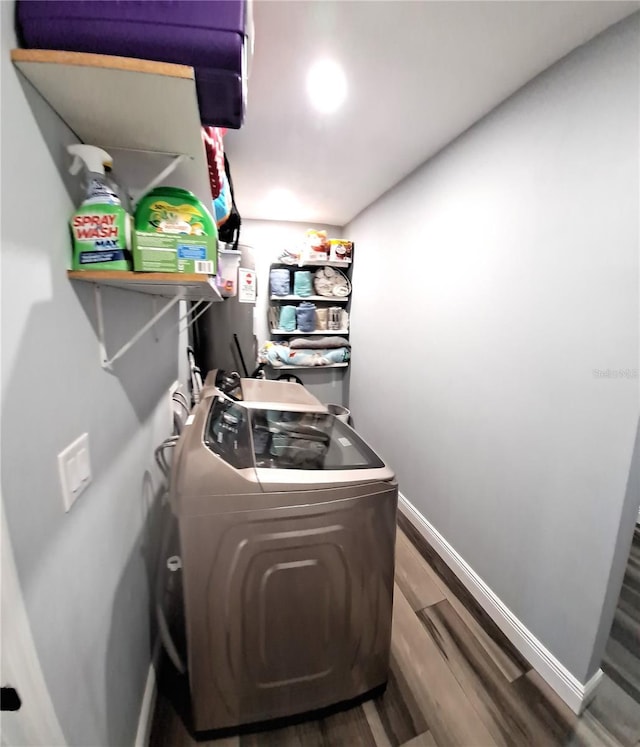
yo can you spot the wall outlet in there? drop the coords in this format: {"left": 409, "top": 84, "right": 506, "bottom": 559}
{"left": 58, "top": 433, "right": 92, "bottom": 512}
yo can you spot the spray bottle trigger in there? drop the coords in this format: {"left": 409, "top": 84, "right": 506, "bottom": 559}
{"left": 69, "top": 155, "right": 82, "bottom": 176}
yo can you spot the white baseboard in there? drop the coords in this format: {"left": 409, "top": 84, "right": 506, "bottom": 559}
{"left": 398, "top": 493, "right": 603, "bottom": 714}
{"left": 134, "top": 639, "right": 161, "bottom": 747}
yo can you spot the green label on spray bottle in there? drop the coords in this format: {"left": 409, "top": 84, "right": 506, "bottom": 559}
{"left": 70, "top": 203, "right": 131, "bottom": 270}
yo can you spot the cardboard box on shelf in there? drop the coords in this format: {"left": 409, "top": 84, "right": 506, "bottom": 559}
{"left": 329, "top": 239, "right": 353, "bottom": 263}
{"left": 132, "top": 231, "right": 217, "bottom": 274}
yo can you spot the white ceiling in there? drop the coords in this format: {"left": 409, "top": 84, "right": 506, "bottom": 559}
{"left": 226, "top": 1, "right": 638, "bottom": 227}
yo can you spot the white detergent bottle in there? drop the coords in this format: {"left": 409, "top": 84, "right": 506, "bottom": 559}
{"left": 68, "top": 144, "right": 132, "bottom": 271}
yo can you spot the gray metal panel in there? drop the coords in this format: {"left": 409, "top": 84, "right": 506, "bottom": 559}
{"left": 179, "top": 485, "right": 397, "bottom": 731}
{"left": 198, "top": 243, "right": 257, "bottom": 375}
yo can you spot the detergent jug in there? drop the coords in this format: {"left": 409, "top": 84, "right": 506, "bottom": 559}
{"left": 133, "top": 187, "right": 218, "bottom": 274}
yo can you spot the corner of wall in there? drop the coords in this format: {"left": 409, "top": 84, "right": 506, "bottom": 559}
{"left": 586, "top": 417, "right": 640, "bottom": 678}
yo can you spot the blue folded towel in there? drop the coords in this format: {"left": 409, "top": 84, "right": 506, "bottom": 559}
{"left": 279, "top": 305, "right": 297, "bottom": 332}
{"left": 270, "top": 268, "right": 290, "bottom": 296}
{"left": 293, "top": 271, "right": 313, "bottom": 297}
{"left": 296, "top": 302, "right": 317, "bottom": 332}
{"left": 259, "top": 344, "right": 350, "bottom": 367}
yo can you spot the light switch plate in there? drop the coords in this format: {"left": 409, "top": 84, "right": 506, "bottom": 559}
{"left": 58, "top": 433, "right": 92, "bottom": 512}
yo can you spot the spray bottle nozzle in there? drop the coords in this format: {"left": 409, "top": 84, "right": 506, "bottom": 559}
{"left": 67, "top": 144, "right": 113, "bottom": 176}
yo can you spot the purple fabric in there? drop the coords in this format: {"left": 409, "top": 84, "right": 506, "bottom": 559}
{"left": 18, "top": 0, "right": 246, "bottom": 127}
{"left": 19, "top": 2, "right": 245, "bottom": 31}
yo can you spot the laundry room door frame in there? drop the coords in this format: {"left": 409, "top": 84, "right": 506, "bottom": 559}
{"left": 1, "top": 494, "right": 66, "bottom": 746}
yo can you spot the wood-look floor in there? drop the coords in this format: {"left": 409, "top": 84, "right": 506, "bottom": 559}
{"left": 150, "top": 515, "right": 640, "bottom": 747}
{"left": 603, "top": 525, "right": 640, "bottom": 708}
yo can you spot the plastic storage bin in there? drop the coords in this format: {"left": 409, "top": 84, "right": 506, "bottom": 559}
{"left": 216, "top": 248, "right": 242, "bottom": 298}
{"left": 327, "top": 404, "right": 350, "bottom": 423}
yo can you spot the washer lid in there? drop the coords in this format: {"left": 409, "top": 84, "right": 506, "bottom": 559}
{"left": 240, "top": 378, "right": 326, "bottom": 412}
{"left": 203, "top": 397, "right": 388, "bottom": 476}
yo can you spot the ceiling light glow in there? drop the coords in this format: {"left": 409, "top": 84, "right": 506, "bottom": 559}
{"left": 262, "top": 188, "right": 300, "bottom": 217}
{"left": 306, "top": 59, "right": 347, "bottom": 114}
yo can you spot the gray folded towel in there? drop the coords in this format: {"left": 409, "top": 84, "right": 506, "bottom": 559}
{"left": 289, "top": 336, "right": 350, "bottom": 350}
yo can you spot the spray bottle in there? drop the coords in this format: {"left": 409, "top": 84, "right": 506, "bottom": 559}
{"left": 68, "top": 145, "right": 132, "bottom": 271}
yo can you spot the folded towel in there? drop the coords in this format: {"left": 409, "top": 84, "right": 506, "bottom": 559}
{"left": 252, "top": 427, "right": 270, "bottom": 454}
{"left": 315, "top": 308, "right": 328, "bottom": 330}
{"left": 270, "top": 268, "right": 290, "bottom": 296}
{"left": 268, "top": 306, "right": 279, "bottom": 330}
{"left": 314, "top": 267, "right": 350, "bottom": 297}
{"left": 293, "top": 270, "right": 313, "bottom": 297}
{"left": 259, "top": 343, "right": 350, "bottom": 368}
{"left": 328, "top": 307, "right": 342, "bottom": 330}
{"left": 290, "top": 336, "right": 350, "bottom": 350}
{"left": 296, "top": 302, "right": 317, "bottom": 332}
{"left": 279, "top": 305, "right": 297, "bottom": 332}
{"left": 270, "top": 434, "right": 327, "bottom": 468}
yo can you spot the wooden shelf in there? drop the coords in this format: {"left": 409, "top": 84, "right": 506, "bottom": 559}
{"left": 270, "top": 295, "right": 349, "bottom": 303}
{"left": 270, "top": 329, "right": 349, "bottom": 335}
{"left": 269, "top": 363, "right": 349, "bottom": 370}
{"left": 11, "top": 49, "right": 212, "bottom": 205}
{"left": 272, "top": 260, "right": 351, "bottom": 268}
{"left": 68, "top": 270, "right": 223, "bottom": 302}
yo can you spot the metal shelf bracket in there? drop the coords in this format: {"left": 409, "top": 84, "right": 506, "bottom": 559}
{"left": 129, "top": 154, "right": 187, "bottom": 208}
{"left": 160, "top": 299, "right": 214, "bottom": 340}
{"left": 181, "top": 301, "right": 213, "bottom": 334}
{"left": 94, "top": 284, "right": 182, "bottom": 370}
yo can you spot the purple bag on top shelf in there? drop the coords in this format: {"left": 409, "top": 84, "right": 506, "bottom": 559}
{"left": 17, "top": 0, "right": 249, "bottom": 128}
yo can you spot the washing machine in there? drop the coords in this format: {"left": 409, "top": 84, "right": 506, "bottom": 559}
{"left": 169, "top": 374, "right": 397, "bottom": 733}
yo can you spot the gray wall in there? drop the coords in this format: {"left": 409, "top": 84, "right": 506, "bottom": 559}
{"left": 198, "top": 243, "right": 257, "bottom": 375}
{"left": 1, "top": 7, "right": 182, "bottom": 745}
{"left": 589, "top": 417, "right": 640, "bottom": 675}
{"left": 346, "top": 15, "right": 639, "bottom": 684}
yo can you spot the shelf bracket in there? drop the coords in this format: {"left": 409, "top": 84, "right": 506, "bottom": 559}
{"left": 161, "top": 299, "right": 213, "bottom": 340}
{"left": 130, "top": 155, "right": 187, "bottom": 209}
{"left": 180, "top": 300, "right": 213, "bottom": 335}
{"left": 94, "top": 284, "right": 182, "bottom": 370}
